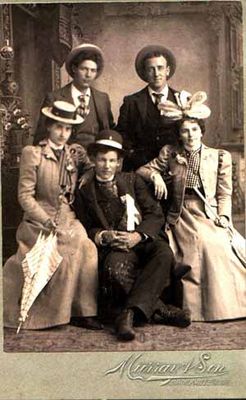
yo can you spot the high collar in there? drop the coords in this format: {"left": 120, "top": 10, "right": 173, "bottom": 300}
{"left": 184, "top": 144, "right": 202, "bottom": 154}
{"left": 39, "top": 139, "right": 70, "bottom": 162}
{"left": 71, "top": 84, "right": 91, "bottom": 97}
{"left": 96, "top": 174, "right": 115, "bottom": 183}
{"left": 48, "top": 139, "right": 64, "bottom": 150}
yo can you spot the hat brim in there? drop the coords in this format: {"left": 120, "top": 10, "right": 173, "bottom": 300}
{"left": 65, "top": 44, "right": 104, "bottom": 78}
{"left": 42, "top": 107, "right": 84, "bottom": 125}
{"left": 87, "top": 142, "right": 126, "bottom": 157}
{"left": 135, "top": 45, "right": 176, "bottom": 82}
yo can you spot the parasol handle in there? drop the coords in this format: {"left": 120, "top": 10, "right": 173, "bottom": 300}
{"left": 193, "top": 187, "right": 233, "bottom": 236}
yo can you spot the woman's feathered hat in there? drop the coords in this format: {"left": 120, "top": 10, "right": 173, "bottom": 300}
{"left": 158, "top": 91, "right": 211, "bottom": 120}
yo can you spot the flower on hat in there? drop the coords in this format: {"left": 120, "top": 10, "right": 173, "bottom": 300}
{"left": 158, "top": 91, "right": 211, "bottom": 120}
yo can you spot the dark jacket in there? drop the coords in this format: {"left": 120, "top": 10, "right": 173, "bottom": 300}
{"left": 73, "top": 171, "right": 165, "bottom": 243}
{"left": 34, "top": 83, "right": 115, "bottom": 145}
{"left": 117, "top": 86, "right": 180, "bottom": 171}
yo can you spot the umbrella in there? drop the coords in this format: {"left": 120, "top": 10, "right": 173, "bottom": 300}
{"left": 17, "top": 231, "right": 63, "bottom": 334}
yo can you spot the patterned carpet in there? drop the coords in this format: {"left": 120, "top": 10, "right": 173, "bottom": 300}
{"left": 4, "top": 319, "right": 246, "bottom": 352}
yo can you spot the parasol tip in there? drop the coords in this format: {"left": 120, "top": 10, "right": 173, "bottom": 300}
{"left": 16, "top": 322, "right": 22, "bottom": 335}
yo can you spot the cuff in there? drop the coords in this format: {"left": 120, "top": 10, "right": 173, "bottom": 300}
{"left": 94, "top": 230, "right": 107, "bottom": 246}
{"left": 150, "top": 171, "right": 159, "bottom": 182}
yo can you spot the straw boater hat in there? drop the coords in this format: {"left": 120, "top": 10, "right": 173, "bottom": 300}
{"left": 65, "top": 43, "right": 104, "bottom": 78}
{"left": 88, "top": 130, "right": 125, "bottom": 156}
{"left": 135, "top": 45, "right": 176, "bottom": 82}
{"left": 42, "top": 101, "right": 83, "bottom": 124}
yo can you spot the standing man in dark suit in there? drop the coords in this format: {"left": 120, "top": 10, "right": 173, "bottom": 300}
{"left": 117, "top": 45, "right": 190, "bottom": 171}
{"left": 34, "top": 43, "right": 114, "bottom": 148}
{"left": 74, "top": 130, "right": 190, "bottom": 341}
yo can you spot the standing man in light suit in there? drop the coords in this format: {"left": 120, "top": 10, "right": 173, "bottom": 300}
{"left": 117, "top": 44, "right": 190, "bottom": 171}
{"left": 34, "top": 43, "right": 115, "bottom": 148}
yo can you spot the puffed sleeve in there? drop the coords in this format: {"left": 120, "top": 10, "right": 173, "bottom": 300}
{"left": 69, "top": 143, "right": 94, "bottom": 180}
{"left": 136, "top": 145, "right": 172, "bottom": 182}
{"left": 216, "top": 149, "right": 232, "bottom": 219}
{"left": 18, "top": 146, "right": 50, "bottom": 224}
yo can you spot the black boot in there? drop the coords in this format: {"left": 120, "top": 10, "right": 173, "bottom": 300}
{"left": 115, "top": 309, "right": 135, "bottom": 341}
{"left": 152, "top": 304, "right": 191, "bottom": 328}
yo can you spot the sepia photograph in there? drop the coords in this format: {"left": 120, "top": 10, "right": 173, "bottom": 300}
{"left": 0, "top": 1, "right": 245, "bottom": 399}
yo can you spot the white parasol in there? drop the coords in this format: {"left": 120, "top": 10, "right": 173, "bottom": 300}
{"left": 17, "top": 231, "right": 63, "bottom": 333}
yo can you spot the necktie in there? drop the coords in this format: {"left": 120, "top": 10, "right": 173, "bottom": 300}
{"left": 153, "top": 93, "right": 164, "bottom": 106}
{"left": 52, "top": 148, "right": 63, "bottom": 160}
{"left": 77, "top": 94, "right": 90, "bottom": 118}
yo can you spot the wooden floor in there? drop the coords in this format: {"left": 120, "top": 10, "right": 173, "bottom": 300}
{"left": 4, "top": 319, "right": 246, "bottom": 352}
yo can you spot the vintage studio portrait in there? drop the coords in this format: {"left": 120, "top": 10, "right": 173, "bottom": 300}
{"left": 0, "top": 2, "right": 245, "bottom": 354}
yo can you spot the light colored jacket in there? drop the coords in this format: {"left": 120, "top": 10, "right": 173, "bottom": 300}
{"left": 18, "top": 141, "right": 92, "bottom": 225}
{"left": 137, "top": 144, "right": 232, "bottom": 224}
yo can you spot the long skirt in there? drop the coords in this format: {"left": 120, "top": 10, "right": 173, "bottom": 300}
{"left": 166, "top": 196, "right": 246, "bottom": 321}
{"left": 3, "top": 205, "right": 98, "bottom": 329}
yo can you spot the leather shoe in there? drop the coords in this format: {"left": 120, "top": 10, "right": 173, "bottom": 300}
{"left": 115, "top": 309, "right": 135, "bottom": 341}
{"left": 70, "top": 317, "right": 103, "bottom": 330}
{"left": 152, "top": 304, "right": 191, "bottom": 328}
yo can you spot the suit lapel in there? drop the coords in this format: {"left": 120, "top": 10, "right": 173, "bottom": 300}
{"left": 82, "top": 178, "right": 111, "bottom": 229}
{"left": 135, "top": 87, "right": 148, "bottom": 125}
{"left": 115, "top": 173, "right": 129, "bottom": 198}
{"left": 91, "top": 87, "right": 105, "bottom": 128}
{"left": 40, "top": 141, "right": 58, "bottom": 162}
{"left": 60, "top": 83, "right": 74, "bottom": 104}
{"left": 200, "top": 144, "right": 209, "bottom": 182}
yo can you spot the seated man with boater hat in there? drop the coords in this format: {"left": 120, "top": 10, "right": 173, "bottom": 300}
{"left": 73, "top": 129, "right": 191, "bottom": 341}
{"left": 117, "top": 44, "right": 190, "bottom": 171}
{"left": 34, "top": 43, "right": 115, "bottom": 148}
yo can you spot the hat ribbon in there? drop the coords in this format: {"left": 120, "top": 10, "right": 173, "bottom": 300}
{"left": 52, "top": 104, "right": 76, "bottom": 120}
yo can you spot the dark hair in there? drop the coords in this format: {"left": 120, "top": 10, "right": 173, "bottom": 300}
{"left": 177, "top": 117, "right": 206, "bottom": 135}
{"left": 45, "top": 117, "right": 56, "bottom": 129}
{"left": 71, "top": 50, "right": 103, "bottom": 74}
{"left": 143, "top": 51, "right": 169, "bottom": 69}
{"left": 44, "top": 117, "right": 75, "bottom": 139}
{"left": 88, "top": 144, "right": 122, "bottom": 158}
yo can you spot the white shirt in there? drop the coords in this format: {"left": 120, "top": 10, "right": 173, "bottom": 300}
{"left": 71, "top": 84, "right": 91, "bottom": 108}
{"left": 148, "top": 84, "right": 169, "bottom": 104}
{"left": 96, "top": 175, "right": 115, "bottom": 183}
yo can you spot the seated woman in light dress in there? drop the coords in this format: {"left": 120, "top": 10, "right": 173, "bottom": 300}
{"left": 3, "top": 101, "right": 102, "bottom": 330}
{"left": 137, "top": 92, "right": 246, "bottom": 321}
